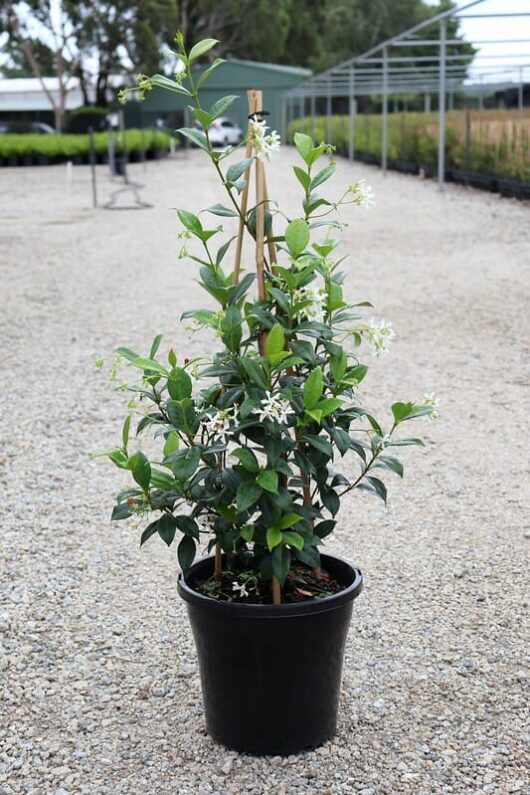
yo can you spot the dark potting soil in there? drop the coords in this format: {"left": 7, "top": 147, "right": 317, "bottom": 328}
{"left": 194, "top": 562, "right": 345, "bottom": 604}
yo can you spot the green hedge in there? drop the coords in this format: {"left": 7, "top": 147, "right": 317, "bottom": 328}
{"left": 0, "top": 129, "right": 172, "bottom": 162}
{"left": 287, "top": 112, "right": 530, "bottom": 183}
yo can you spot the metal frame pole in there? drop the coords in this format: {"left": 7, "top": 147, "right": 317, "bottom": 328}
{"left": 310, "top": 89, "right": 316, "bottom": 139}
{"left": 88, "top": 126, "right": 97, "bottom": 208}
{"left": 382, "top": 46, "right": 388, "bottom": 175}
{"left": 438, "top": 19, "right": 447, "bottom": 189}
{"left": 518, "top": 67, "right": 524, "bottom": 113}
{"left": 348, "top": 66, "right": 355, "bottom": 162}
{"left": 326, "top": 78, "right": 332, "bottom": 144}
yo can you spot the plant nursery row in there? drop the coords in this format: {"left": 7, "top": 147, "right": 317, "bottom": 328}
{"left": 0, "top": 129, "right": 173, "bottom": 167}
{"left": 287, "top": 110, "right": 530, "bottom": 198}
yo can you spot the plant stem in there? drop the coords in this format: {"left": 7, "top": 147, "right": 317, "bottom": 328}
{"left": 214, "top": 542, "right": 222, "bottom": 579}
{"left": 272, "top": 576, "right": 281, "bottom": 605}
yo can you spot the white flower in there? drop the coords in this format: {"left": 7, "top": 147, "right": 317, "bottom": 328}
{"left": 366, "top": 318, "right": 395, "bottom": 357}
{"left": 250, "top": 119, "right": 281, "bottom": 160}
{"left": 422, "top": 392, "right": 440, "bottom": 421}
{"left": 203, "top": 406, "right": 236, "bottom": 439}
{"left": 256, "top": 391, "right": 292, "bottom": 424}
{"left": 349, "top": 178, "right": 375, "bottom": 209}
{"left": 232, "top": 582, "right": 249, "bottom": 598}
{"left": 293, "top": 286, "right": 326, "bottom": 322}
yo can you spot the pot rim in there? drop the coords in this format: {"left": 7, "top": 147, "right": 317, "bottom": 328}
{"left": 177, "top": 552, "right": 363, "bottom": 619}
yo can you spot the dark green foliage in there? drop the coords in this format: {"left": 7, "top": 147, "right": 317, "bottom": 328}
{"left": 98, "top": 38, "right": 435, "bottom": 586}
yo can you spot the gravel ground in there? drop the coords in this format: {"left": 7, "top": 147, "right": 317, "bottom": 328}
{"left": 1, "top": 151, "right": 529, "bottom": 795}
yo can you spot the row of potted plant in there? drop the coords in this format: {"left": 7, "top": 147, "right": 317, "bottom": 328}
{"left": 288, "top": 112, "right": 530, "bottom": 184}
{"left": 95, "top": 34, "right": 438, "bottom": 756}
{"left": 0, "top": 129, "right": 172, "bottom": 167}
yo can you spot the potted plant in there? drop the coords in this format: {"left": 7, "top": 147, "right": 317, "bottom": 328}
{"left": 96, "top": 35, "right": 438, "bottom": 756}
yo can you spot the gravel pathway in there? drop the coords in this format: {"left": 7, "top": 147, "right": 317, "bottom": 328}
{"left": 1, "top": 153, "right": 529, "bottom": 795}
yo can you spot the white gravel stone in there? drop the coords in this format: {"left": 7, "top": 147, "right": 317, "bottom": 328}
{"left": 0, "top": 153, "right": 529, "bottom": 794}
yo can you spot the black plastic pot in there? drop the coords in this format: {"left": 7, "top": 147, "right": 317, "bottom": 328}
{"left": 178, "top": 553, "right": 362, "bottom": 755}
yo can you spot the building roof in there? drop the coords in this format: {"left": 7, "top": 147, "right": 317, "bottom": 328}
{"left": 0, "top": 77, "right": 84, "bottom": 111}
{"left": 223, "top": 59, "right": 312, "bottom": 77}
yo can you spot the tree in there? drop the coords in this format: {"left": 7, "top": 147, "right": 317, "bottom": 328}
{"left": 1, "top": 1, "right": 77, "bottom": 131}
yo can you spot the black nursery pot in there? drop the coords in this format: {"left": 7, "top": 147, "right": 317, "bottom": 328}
{"left": 178, "top": 553, "right": 363, "bottom": 755}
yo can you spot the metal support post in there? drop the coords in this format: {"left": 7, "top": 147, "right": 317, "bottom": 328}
{"left": 88, "top": 127, "right": 97, "bottom": 208}
{"left": 326, "top": 79, "right": 332, "bottom": 144}
{"left": 382, "top": 46, "right": 388, "bottom": 175}
{"left": 438, "top": 19, "right": 447, "bottom": 189}
{"left": 348, "top": 67, "right": 355, "bottom": 162}
{"left": 518, "top": 67, "right": 524, "bottom": 113}
{"left": 310, "top": 90, "right": 316, "bottom": 139}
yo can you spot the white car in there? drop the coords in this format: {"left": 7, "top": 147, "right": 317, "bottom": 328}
{"left": 205, "top": 117, "right": 242, "bottom": 147}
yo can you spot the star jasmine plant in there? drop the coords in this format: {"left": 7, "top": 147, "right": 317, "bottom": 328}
{"left": 99, "top": 34, "right": 437, "bottom": 604}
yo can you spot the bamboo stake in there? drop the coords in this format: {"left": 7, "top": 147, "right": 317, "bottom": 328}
{"left": 234, "top": 90, "right": 260, "bottom": 284}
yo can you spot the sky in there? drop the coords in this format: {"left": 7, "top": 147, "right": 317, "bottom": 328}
{"left": 425, "top": 0, "right": 530, "bottom": 83}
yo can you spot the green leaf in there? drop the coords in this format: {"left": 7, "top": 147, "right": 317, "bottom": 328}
{"left": 122, "top": 415, "right": 132, "bottom": 449}
{"left": 190, "top": 107, "right": 213, "bottom": 127}
{"left": 265, "top": 323, "right": 285, "bottom": 361}
{"left": 285, "top": 218, "right": 310, "bottom": 258}
{"left": 318, "top": 397, "right": 342, "bottom": 417}
{"left": 221, "top": 305, "right": 242, "bottom": 352}
{"left": 140, "top": 520, "right": 159, "bottom": 546}
{"left": 367, "top": 476, "right": 387, "bottom": 504}
{"left": 305, "top": 408, "right": 323, "bottom": 424}
{"left": 149, "top": 74, "right": 191, "bottom": 96}
{"left": 303, "top": 366, "right": 323, "bottom": 409}
{"left": 304, "top": 434, "right": 333, "bottom": 457}
{"left": 165, "top": 447, "right": 200, "bottom": 481}
{"left": 91, "top": 448, "right": 129, "bottom": 469}
{"left": 157, "top": 514, "right": 178, "bottom": 546}
{"left": 293, "top": 132, "right": 313, "bottom": 163}
{"left": 112, "top": 502, "right": 133, "bottom": 520}
{"left": 257, "top": 469, "right": 279, "bottom": 494}
{"left": 226, "top": 157, "right": 254, "bottom": 183}
{"left": 240, "top": 356, "right": 268, "bottom": 390}
{"left": 310, "top": 161, "right": 337, "bottom": 191}
{"left": 279, "top": 512, "right": 303, "bottom": 529}
{"left": 130, "top": 357, "right": 169, "bottom": 376}
{"left": 314, "top": 519, "right": 336, "bottom": 538}
{"left": 205, "top": 203, "right": 238, "bottom": 217}
{"left": 178, "top": 535, "right": 196, "bottom": 572}
{"left": 266, "top": 526, "right": 282, "bottom": 550}
{"left": 163, "top": 432, "right": 179, "bottom": 457}
{"left": 149, "top": 334, "right": 163, "bottom": 359}
{"left": 175, "top": 515, "right": 200, "bottom": 539}
{"left": 240, "top": 525, "right": 254, "bottom": 542}
{"left": 232, "top": 447, "right": 259, "bottom": 473}
{"left": 177, "top": 127, "right": 209, "bottom": 151}
{"left": 129, "top": 451, "right": 151, "bottom": 493}
{"left": 391, "top": 402, "right": 415, "bottom": 424}
{"left": 177, "top": 208, "right": 203, "bottom": 235}
{"left": 189, "top": 38, "right": 218, "bottom": 62}
{"left": 236, "top": 481, "right": 263, "bottom": 512}
{"left": 378, "top": 456, "right": 404, "bottom": 477}
{"left": 168, "top": 367, "right": 193, "bottom": 400}
{"left": 197, "top": 58, "right": 225, "bottom": 88}
{"left": 293, "top": 165, "right": 311, "bottom": 191}
{"left": 282, "top": 531, "right": 304, "bottom": 550}
{"left": 388, "top": 438, "right": 425, "bottom": 447}
{"left": 209, "top": 94, "right": 238, "bottom": 119}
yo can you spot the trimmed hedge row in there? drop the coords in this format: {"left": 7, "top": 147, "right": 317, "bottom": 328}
{"left": 287, "top": 111, "right": 530, "bottom": 184}
{"left": 0, "top": 129, "right": 172, "bottom": 166}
